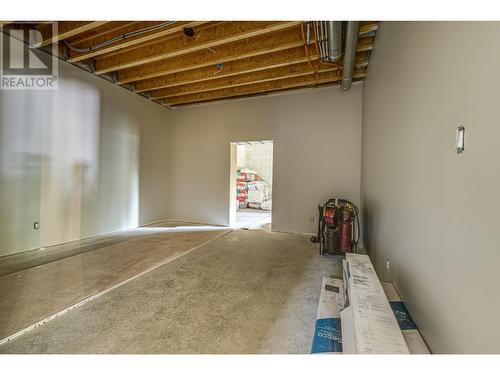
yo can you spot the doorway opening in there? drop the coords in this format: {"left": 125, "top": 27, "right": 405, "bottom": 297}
{"left": 229, "top": 140, "right": 273, "bottom": 229}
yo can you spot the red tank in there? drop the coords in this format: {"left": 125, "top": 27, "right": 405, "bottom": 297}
{"left": 339, "top": 209, "right": 353, "bottom": 253}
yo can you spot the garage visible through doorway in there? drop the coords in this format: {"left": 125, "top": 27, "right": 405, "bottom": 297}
{"left": 230, "top": 141, "right": 273, "bottom": 229}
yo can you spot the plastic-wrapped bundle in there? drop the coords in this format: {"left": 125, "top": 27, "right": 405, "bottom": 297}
{"left": 236, "top": 167, "right": 272, "bottom": 209}
{"left": 237, "top": 168, "right": 261, "bottom": 182}
{"left": 248, "top": 202, "right": 261, "bottom": 209}
{"left": 248, "top": 190, "right": 265, "bottom": 204}
{"left": 261, "top": 199, "right": 272, "bottom": 211}
{"left": 236, "top": 181, "right": 247, "bottom": 192}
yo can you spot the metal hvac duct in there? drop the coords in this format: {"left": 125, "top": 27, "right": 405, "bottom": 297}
{"left": 326, "top": 21, "right": 342, "bottom": 62}
{"left": 341, "top": 21, "right": 360, "bottom": 91}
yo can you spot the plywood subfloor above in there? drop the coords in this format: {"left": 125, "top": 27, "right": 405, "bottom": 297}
{"left": 1, "top": 21, "right": 377, "bottom": 107}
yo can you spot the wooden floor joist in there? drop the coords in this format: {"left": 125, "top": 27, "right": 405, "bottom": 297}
{"left": 359, "top": 22, "right": 378, "bottom": 35}
{"left": 39, "top": 21, "right": 109, "bottom": 47}
{"left": 135, "top": 45, "right": 319, "bottom": 93}
{"left": 94, "top": 21, "right": 302, "bottom": 75}
{"left": 151, "top": 62, "right": 337, "bottom": 99}
{"left": 356, "top": 36, "right": 375, "bottom": 52}
{"left": 166, "top": 69, "right": 366, "bottom": 106}
{"left": 12, "top": 21, "right": 377, "bottom": 106}
{"left": 67, "top": 21, "right": 209, "bottom": 63}
{"left": 65, "top": 21, "right": 136, "bottom": 47}
{"left": 149, "top": 57, "right": 369, "bottom": 99}
{"left": 117, "top": 25, "right": 307, "bottom": 84}
{"left": 137, "top": 49, "right": 370, "bottom": 93}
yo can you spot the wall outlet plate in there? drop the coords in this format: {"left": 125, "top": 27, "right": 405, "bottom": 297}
{"left": 386, "top": 258, "right": 390, "bottom": 271}
{"left": 456, "top": 126, "right": 465, "bottom": 153}
{"left": 310, "top": 216, "right": 315, "bottom": 222}
{"left": 33, "top": 222, "right": 40, "bottom": 230}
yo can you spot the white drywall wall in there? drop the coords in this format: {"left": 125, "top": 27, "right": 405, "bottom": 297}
{"left": 0, "top": 37, "right": 171, "bottom": 256}
{"left": 169, "top": 85, "right": 362, "bottom": 234}
{"left": 362, "top": 22, "right": 500, "bottom": 353}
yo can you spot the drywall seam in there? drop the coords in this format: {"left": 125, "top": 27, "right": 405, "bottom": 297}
{"left": 0, "top": 229, "right": 232, "bottom": 346}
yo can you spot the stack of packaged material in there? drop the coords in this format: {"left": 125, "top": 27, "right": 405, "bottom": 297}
{"left": 381, "top": 282, "right": 430, "bottom": 354}
{"left": 311, "top": 253, "right": 430, "bottom": 354}
{"left": 311, "top": 278, "right": 344, "bottom": 353}
{"left": 341, "top": 253, "right": 409, "bottom": 354}
{"left": 236, "top": 181, "right": 248, "bottom": 208}
{"left": 236, "top": 168, "right": 271, "bottom": 209}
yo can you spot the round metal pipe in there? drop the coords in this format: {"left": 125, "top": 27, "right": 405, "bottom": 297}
{"left": 341, "top": 21, "right": 359, "bottom": 91}
{"left": 326, "top": 21, "right": 342, "bottom": 62}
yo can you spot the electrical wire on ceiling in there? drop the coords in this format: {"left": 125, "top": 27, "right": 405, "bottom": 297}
{"left": 313, "top": 21, "right": 340, "bottom": 70}
{"left": 301, "top": 21, "right": 319, "bottom": 85}
{"left": 214, "top": 63, "right": 224, "bottom": 75}
{"left": 64, "top": 21, "right": 177, "bottom": 53}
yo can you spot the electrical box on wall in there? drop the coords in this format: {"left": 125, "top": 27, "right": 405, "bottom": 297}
{"left": 456, "top": 126, "right": 465, "bottom": 153}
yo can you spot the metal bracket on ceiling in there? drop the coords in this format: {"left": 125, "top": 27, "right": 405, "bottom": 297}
{"left": 89, "top": 58, "right": 96, "bottom": 73}
{"left": 162, "top": 98, "right": 173, "bottom": 110}
{"left": 62, "top": 44, "right": 70, "bottom": 60}
{"left": 112, "top": 71, "right": 118, "bottom": 84}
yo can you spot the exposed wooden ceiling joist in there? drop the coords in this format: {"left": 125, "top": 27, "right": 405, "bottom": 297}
{"left": 359, "top": 22, "right": 378, "bottom": 35}
{"left": 137, "top": 48, "right": 371, "bottom": 94}
{"left": 117, "top": 25, "right": 307, "bottom": 85}
{"left": 148, "top": 55, "right": 370, "bottom": 99}
{"left": 94, "top": 21, "right": 302, "bottom": 75}
{"left": 39, "top": 21, "right": 109, "bottom": 47}
{"left": 135, "top": 45, "right": 319, "bottom": 93}
{"left": 67, "top": 21, "right": 209, "bottom": 63}
{"left": 166, "top": 69, "right": 366, "bottom": 106}
{"left": 65, "top": 21, "right": 135, "bottom": 46}
{"left": 356, "top": 36, "right": 374, "bottom": 52}
{"left": 151, "top": 62, "right": 337, "bottom": 99}
{"left": 10, "top": 21, "right": 377, "bottom": 107}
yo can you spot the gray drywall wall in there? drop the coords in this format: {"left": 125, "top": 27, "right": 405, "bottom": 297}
{"left": 362, "top": 22, "right": 500, "bottom": 353}
{"left": 169, "top": 85, "right": 362, "bottom": 234}
{"left": 0, "top": 38, "right": 171, "bottom": 256}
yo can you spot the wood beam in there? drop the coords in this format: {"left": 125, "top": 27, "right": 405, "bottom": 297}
{"left": 119, "top": 32, "right": 373, "bottom": 86}
{"left": 68, "top": 21, "right": 209, "bottom": 63}
{"left": 135, "top": 45, "right": 319, "bottom": 93}
{"left": 151, "top": 62, "right": 335, "bottom": 99}
{"left": 359, "top": 21, "right": 378, "bottom": 35}
{"left": 39, "top": 21, "right": 109, "bottom": 47}
{"left": 66, "top": 21, "right": 138, "bottom": 46}
{"left": 137, "top": 48, "right": 370, "bottom": 93}
{"left": 94, "top": 21, "right": 302, "bottom": 75}
{"left": 117, "top": 25, "right": 307, "bottom": 84}
{"left": 166, "top": 69, "right": 366, "bottom": 106}
{"left": 356, "top": 36, "right": 374, "bottom": 52}
{"left": 148, "top": 55, "right": 369, "bottom": 99}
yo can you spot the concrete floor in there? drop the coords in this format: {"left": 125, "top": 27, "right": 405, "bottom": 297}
{"left": 0, "top": 222, "right": 229, "bottom": 340}
{"left": 235, "top": 208, "right": 271, "bottom": 229}
{"left": 0, "top": 228, "right": 341, "bottom": 354}
{"left": 0, "top": 221, "right": 220, "bottom": 276}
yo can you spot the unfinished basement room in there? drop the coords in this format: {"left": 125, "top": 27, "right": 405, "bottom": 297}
{"left": 1, "top": 1, "right": 500, "bottom": 373}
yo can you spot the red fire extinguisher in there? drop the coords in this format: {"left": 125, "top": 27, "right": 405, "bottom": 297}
{"left": 311, "top": 198, "right": 360, "bottom": 255}
{"left": 339, "top": 208, "right": 353, "bottom": 253}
